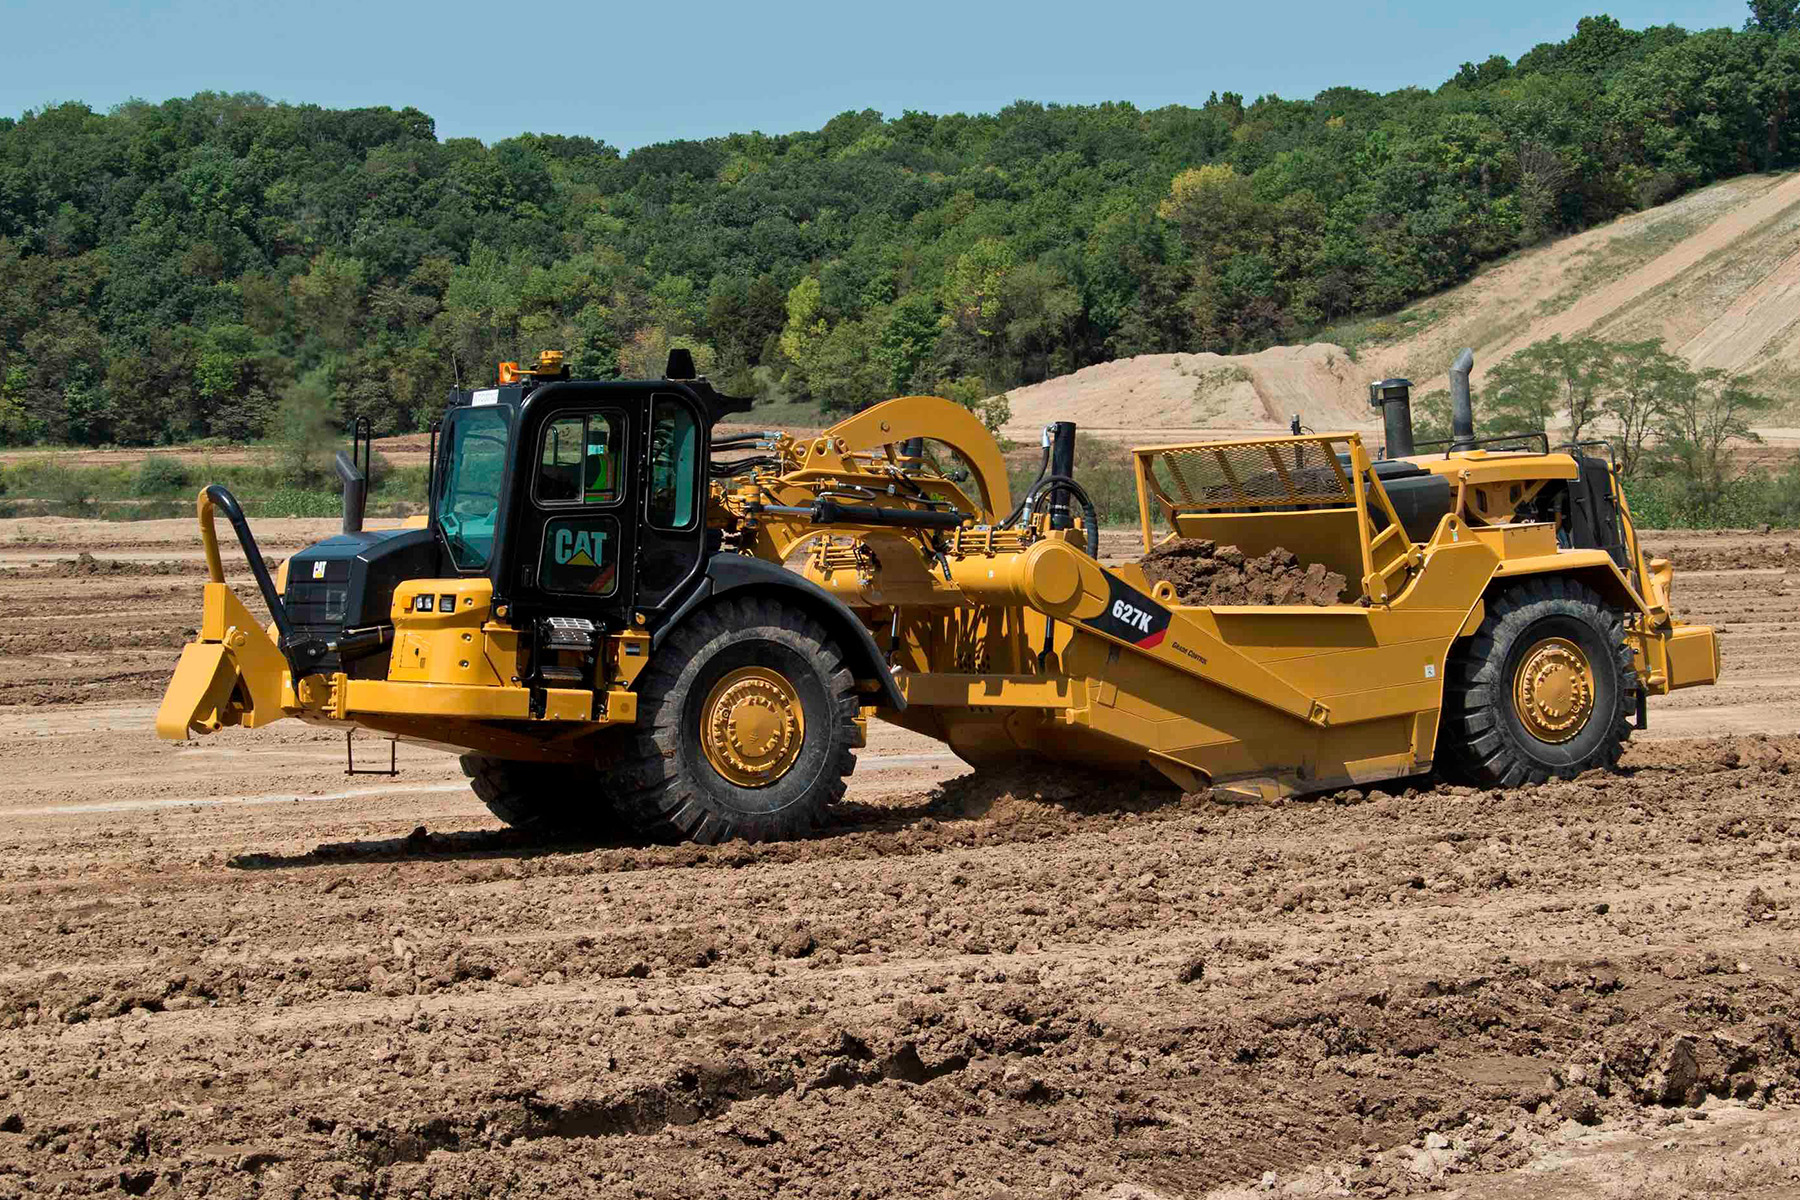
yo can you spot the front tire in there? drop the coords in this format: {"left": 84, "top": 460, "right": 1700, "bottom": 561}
{"left": 460, "top": 755, "right": 613, "bottom": 836}
{"left": 1439, "top": 579, "right": 1636, "bottom": 788}
{"left": 616, "top": 597, "right": 859, "bottom": 843}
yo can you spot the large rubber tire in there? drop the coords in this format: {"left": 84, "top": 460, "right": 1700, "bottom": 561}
{"left": 460, "top": 755, "right": 613, "bottom": 836}
{"left": 1438, "top": 578, "right": 1636, "bottom": 788}
{"left": 615, "top": 597, "right": 860, "bottom": 844}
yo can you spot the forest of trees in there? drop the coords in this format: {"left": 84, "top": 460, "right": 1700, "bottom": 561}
{"left": 6, "top": 8, "right": 1800, "bottom": 446}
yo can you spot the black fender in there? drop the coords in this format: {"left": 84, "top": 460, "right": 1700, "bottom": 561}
{"left": 652, "top": 553, "right": 905, "bottom": 711}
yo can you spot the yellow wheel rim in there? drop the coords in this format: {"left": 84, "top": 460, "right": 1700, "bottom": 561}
{"left": 699, "top": 666, "right": 806, "bottom": 787}
{"left": 1511, "top": 636, "right": 1596, "bottom": 744}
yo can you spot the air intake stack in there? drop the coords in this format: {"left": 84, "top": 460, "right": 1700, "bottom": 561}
{"left": 1368, "top": 378, "right": 1415, "bottom": 458}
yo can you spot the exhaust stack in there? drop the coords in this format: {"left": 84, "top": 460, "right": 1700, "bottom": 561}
{"left": 1368, "top": 378, "right": 1415, "bottom": 458}
{"left": 334, "top": 451, "right": 366, "bottom": 535}
{"left": 1449, "top": 348, "right": 1476, "bottom": 451}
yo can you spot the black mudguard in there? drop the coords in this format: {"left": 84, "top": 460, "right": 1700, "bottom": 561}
{"left": 652, "top": 553, "right": 906, "bottom": 712}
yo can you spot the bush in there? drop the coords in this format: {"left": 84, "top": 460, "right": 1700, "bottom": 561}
{"left": 371, "top": 463, "right": 428, "bottom": 506}
{"left": 267, "top": 370, "right": 340, "bottom": 490}
{"left": 133, "top": 454, "right": 192, "bottom": 496}
{"left": 46, "top": 471, "right": 95, "bottom": 515}
{"left": 245, "top": 487, "right": 344, "bottom": 519}
{"left": 1625, "top": 463, "right": 1800, "bottom": 529}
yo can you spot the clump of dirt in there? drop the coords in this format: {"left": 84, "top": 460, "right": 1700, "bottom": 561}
{"left": 1139, "top": 537, "right": 1346, "bottom": 606}
{"left": 922, "top": 762, "right": 1180, "bottom": 824}
{"left": 51, "top": 552, "right": 187, "bottom": 577}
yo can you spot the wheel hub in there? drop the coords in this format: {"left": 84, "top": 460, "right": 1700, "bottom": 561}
{"left": 1512, "top": 636, "right": 1595, "bottom": 744}
{"left": 700, "top": 666, "right": 805, "bottom": 787}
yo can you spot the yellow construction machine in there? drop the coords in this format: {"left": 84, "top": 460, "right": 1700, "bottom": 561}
{"left": 157, "top": 348, "right": 1719, "bottom": 841}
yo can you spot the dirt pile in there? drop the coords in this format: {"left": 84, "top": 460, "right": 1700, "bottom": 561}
{"left": 1138, "top": 537, "right": 1346, "bottom": 606}
{"left": 53, "top": 552, "right": 187, "bottom": 576}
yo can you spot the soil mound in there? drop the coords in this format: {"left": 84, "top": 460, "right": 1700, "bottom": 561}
{"left": 52, "top": 552, "right": 186, "bottom": 577}
{"left": 1138, "top": 538, "right": 1346, "bottom": 606}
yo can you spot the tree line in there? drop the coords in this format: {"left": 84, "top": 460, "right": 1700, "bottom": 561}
{"left": 6, "top": 6, "right": 1800, "bottom": 446}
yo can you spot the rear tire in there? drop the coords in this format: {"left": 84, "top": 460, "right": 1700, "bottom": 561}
{"left": 615, "top": 597, "right": 859, "bottom": 844}
{"left": 461, "top": 755, "right": 612, "bottom": 836}
{"left": 1438, "top": 578, "right": 1636, "bottom": 788}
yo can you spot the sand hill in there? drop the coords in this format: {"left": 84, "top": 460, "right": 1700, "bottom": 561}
{"left": 1003, "top": 171, "right": 1800, "bottom": 442}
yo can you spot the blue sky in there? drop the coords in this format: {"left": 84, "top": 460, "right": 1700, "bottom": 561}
{"left": 0, "top": 0, "right": 1754, "bottom": 149}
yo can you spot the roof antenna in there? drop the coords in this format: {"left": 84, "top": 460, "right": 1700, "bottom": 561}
{"left": 451, "top": 351, "right": 462, "bottom": 390}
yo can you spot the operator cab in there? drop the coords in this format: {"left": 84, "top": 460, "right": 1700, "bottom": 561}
{"left": 432, "top": 350, "right": 747, "bottom": 632}
{"left": 281, "top": 350, "right": 747, "bottom": 688}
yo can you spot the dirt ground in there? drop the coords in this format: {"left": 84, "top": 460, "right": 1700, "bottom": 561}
{"left": 1, "top": 518, "right": 1800, "bottom": 1198}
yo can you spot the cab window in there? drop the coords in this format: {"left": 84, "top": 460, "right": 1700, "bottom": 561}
{"left": 436, "top": 405, "right": 511, "bottom": 572}
{"left": 647, "top": 399, "right": 699, "bottom": 529}
{"left": 536, "top": 412, "right": 621, "bottom": 506}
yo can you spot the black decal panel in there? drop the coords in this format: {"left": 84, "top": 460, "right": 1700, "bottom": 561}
{"left": 1082, "top": 575, "right": 1171, "bottom": 649}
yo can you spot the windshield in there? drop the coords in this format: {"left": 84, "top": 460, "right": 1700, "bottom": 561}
{"left": 436, "top": 405, "right": 511, "bottom": 571}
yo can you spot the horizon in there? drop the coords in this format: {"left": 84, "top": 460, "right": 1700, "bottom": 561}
{"left": 0, "top": 0, "right": 1752, "bottom": 150}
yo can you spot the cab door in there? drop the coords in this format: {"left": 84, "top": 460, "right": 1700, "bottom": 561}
{"left": 512, "top": 403, "right": 635, "bottom": 626}
{"left": 633, "top": 392, "right": 709, "bottom": 616}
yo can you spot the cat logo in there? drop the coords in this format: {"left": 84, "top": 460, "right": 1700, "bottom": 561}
{"left": 311, "top": 561, "right": 327, "bottom": 580}
{"left": 539, "top": 516, "right": 620, "bottom": 596}
{"left": 553, "top": 526, "right": 609, "bottom": 567}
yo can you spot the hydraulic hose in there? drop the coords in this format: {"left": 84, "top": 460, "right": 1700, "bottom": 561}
{"left": 749, "top": 499, "right": 969, "bottom": 530}
{"left": 1016, "top": 475, "right": 1101, "bottom": 558}
{"left": 998, "top": 440, "right": 1052, "bottom": 530}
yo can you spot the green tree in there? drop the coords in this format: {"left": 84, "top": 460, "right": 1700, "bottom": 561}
{"left": 875, "top": 294, "right": 940, "bottom": 395}
{"left": 942, "top": 239, "right": 1015, "bottom": 344}
{"left": 5, "top": 26, "right": 1800, "bottom": 448}
{"left": 776, "top": 276, "right": 830, "bottom": 398}
{"left": 1749, "top": 0, "right": 1800, "bottom": 34}
{"left": 1483, "top": 351, "right": 1561, "bottom": 436}
{"left": 1484, "top": 336, "right": 1610, "bottom": 439}
{"left": 0, "top": 365, "right": 31, "bottom": 444}
{"left": 289, "top": 252, "right": 368, "bottom": 353}
{"left": 1604, "top": 339, "right": 1690, "bottom": 476}
{"left": 1653, "top": 368, "right": 1770, "bottom": 499}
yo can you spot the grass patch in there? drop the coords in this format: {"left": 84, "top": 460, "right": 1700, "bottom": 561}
{"left": 1743, "top": 359, "right": 1800, "bottom": 424}
{"left": 1533, "top": 212, "right": 1705, "bottom": 319}
{"left": 727, "top": 400, "right": 826, "bottom": 431}
{"left": 0, "top": 455, "right": 430, "bottom": 521}
{"left": 1314, "top": 304, "right": 1446, "bottom": 359}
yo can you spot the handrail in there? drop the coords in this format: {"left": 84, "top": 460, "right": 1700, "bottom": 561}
{"left": 195, "top": 485, "right": 323, "bottom": 677}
